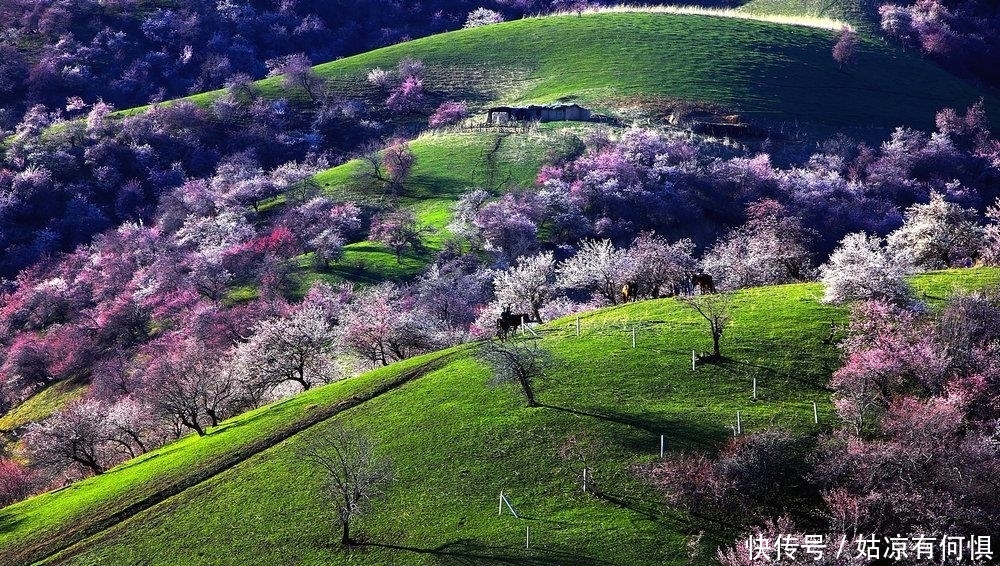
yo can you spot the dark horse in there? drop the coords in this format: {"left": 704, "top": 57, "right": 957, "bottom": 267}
{"left": 495, "top": 306, "right": 532, "bottom": 340}
{"left": 692, "top": 272, "right": 716, "bottom": 294}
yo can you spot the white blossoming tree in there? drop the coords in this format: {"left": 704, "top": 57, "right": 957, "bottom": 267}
{"left": 887, "top": 191, "right": 982, "bottom": 270}
{"left": 557, "top": 239, "right": 636, "bottom": 304}
{"left": 494, "top": 251, "right": 557, "bottom": 322}
{"left": 820, "top": 232, "right": 913, "bottom": 304}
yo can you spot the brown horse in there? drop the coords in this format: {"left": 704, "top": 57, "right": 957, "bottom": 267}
{"left": 692, "top": 272, "right": 716, "bottom": 295}
{"left": 621, "top": 282, "right": 635, "bottom": 303}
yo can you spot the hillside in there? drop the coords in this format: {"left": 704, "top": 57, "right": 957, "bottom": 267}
{"left": 295, "top": 128, "right": 560, "bottom": 286}
{"left": 186, "top": 10, "right": 996, "bottom": 134}
{"left": 2, "top": 269, "right": 997, "bottom": 566}
{"left": 740, "top": 0, "right": 882, "bottom": 30}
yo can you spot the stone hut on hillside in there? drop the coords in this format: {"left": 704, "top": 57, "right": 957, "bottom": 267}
{"left": 487, "top": 103, "right": 591, "bottom": 124}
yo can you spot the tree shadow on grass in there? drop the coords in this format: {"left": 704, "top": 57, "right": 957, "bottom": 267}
{"left": 364, "top": 539, "right": 615, "bottom": 565}
{"left": 0, "top": 512, "right": 25, "bottom": 535}
{"left": 701, "top": 355, "right": 832, "bottom": 390}
{"left": 539, "top": 404, "right": 721, "bottom": 450}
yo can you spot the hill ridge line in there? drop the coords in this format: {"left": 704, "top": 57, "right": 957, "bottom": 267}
{"left": 538, "top": 4, "right": 852, "bottom": 31}
{"left": 8, "top": 350, "right": 464, "bottom": 566}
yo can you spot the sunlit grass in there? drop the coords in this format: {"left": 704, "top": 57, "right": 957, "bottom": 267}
{"left": 542, "top": 4, "right": 853, "bottom": 31}
{"left": 3, "top": 270, "right": 996, "bottom": 566}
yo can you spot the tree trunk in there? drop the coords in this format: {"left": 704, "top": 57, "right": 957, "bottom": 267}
{"left": 184, "top": 417, "right": 206, "bottom": 437}
{"left": 341, "top": 519, "right": 351, "bottom": 546}
{"left": 712, "top": 330, "right": 721, "bottom": 358}
{"left": 520, "top": 378, "right": 537, "bottom": 408}
{"left": 73, "top": 454, "right": 104, "bottom": 476}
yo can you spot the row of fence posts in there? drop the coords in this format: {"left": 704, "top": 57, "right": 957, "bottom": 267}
{"left": 500, "top": 314, "right": 825, "bottom": 550}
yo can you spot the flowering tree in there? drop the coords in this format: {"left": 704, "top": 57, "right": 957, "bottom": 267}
{"left": 557, "top": 240, "right": 635, "bottom": 304}
{"left": 464, "top": 8, "right": 504, "bottom": 28}
{"left": 356, "top": 140, "right": 415, "bottom": 195}
{"left": 474, "top": 193, "right": 542, "bottom": 261}
{"left": 309, "top": 229, "right": 345, "bottom": 269}
{"left": 146, "top": 336, "right": 240, "bottom": 436}
{"left": 638, "top": 429, "right": 806, "bottom": 516}
{"left": 811, "top": 292, "right": 1000, "bottom": 535}
{"left": 819, "top": 233, "right": 913, "bottom": 305}
{"left": 493, "top": 251, "right": 557, "bottom": 323}
{"left": 266, "top": 53, "right": 324, "bottom": 102}
{"left": 448, "top": 188, "right": 491, "bottom": 244}
{"left": 0, "top": 459, "right": 34, "bottom": 507}
{"left": 887, "top": 192, "right": 981, "bottom": 269}
{"left": 234, "top": 306, "right": 338, "bottom": 399}
{"left": 832, "top": 27, "right": 859, "bottom": 69}
{"left": 627, "top": 232, "right": 696, "bottom": 298}
{"left": 415, "top": 259, "right": 491, "bottom": 329}
{"left": 982, "top": 199, "right": 1000, "bottom": 265}
{"left": 369, "top": 209, "right": 424, "bottom": 263}
{"left": 105, "top": 396, "right": 163, "bottom": 459}
{"left": 24, "top": 399, "right": 113, "bottom": 476}
{"left": 428, "top": 101, "right": 468, "bottom": 128}
{"left": 338, "top": 283, "right": 433, "bottom": 367}
{"left": 385, "top": 75, "right": 425, "bottom": 113}
{"left": 702, "top": 199, "right": 815, "bottom": 291}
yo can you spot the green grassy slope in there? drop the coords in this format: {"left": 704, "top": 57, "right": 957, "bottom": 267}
{"left": 0, "top": 351, "right": 462, "bottom": 566}
{"left": 292, "top": 127, "right": 570, "bottom": 287}
{"left": 740, "top": 0, "right": 881, "bottom": 30}
{"left": 2, "top": 268, "right": 995, "bottom": 566}
{"left": 181, "top": 11, "right": 994, "bottom": 133}
{"left": 0, "top": 381, "right": 86, "bottom": 435}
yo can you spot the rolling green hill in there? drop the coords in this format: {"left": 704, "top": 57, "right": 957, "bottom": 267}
{"left": 176, "top": 10, "right": 995, "bottom": 134}
{"left": 2, "top": 268, "right": 997, "bottom": 566}
{"left": 290, "top": 126, "right": 581, "bottom": 287}
{"left": 740, "top": 0, "right": 882, "bottom": 31}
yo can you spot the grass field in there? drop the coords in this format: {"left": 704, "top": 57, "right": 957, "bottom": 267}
{"left": 291, "top": 127, "right": 572, "bottom": 288}
{"left": 0, "top": 381, "right": 86, "bottom": 436}
{"left": 740, "top": 0, "right": 881, "bottom": 30}
{"left": 158, "top": 11, "right": 993, "bottom": 135}
{"left": 2, "top": 268, "right": 996, "bottom": 566}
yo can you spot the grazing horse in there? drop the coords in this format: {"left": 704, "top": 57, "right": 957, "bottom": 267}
{"left": 495, "top": 306, "right": 531, "bottom": 340}
{"left": 691, "top": 272, "right": 716, "bottom": 295}
{"left": 621, "top": 282, "right": 635, "bottom": 303}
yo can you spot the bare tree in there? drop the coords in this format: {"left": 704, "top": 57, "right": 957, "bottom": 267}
{"left": 298, "top": 423, "right": 394, "bottom": 546}
{"left": 681, "top": 293, "right": 733, "bottom": 359}
{"left": 478, "top": 339, "right": 551, "bottom": 407}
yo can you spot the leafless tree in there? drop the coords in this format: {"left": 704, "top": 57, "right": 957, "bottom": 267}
{"left": 681, "top": 293, "right": 733, "bottom": 359}
{"left": 298, "top": 423, "right": 394, "bottom": 546}
{"left": 478, "top": 339, "right": 551, "bottom": 407}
